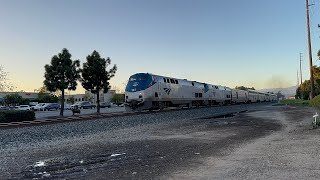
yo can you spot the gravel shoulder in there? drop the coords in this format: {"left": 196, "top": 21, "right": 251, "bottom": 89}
{"left": 1, "top": 103, "right": 315, "bottom": 179}
{"left": 168, "top": 106, "right": 320, "bottom": 180}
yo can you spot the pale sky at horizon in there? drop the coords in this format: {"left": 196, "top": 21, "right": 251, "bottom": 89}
{"left": 1, "top": 0, "right": 320, "bottom": 94}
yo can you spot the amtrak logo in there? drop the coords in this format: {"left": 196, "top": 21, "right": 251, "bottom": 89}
{"left": 164, "top": 88, "right": 171, "bottom": 95}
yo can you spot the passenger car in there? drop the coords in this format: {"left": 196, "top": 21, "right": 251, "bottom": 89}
{"left": 61, "top": 103, "right": 71, "bottom": 110}
{"left": 71, "top": 101, "right": 96, "bottom": 109}
{"left": 43, "top": 103, "right": 60, "bottom": 111}
{"left": 100, "top": 102, "right": 111, "bottom": 108}
{"left": 125, "top": 73, "right": 277, "bottom": 111}
{"left": 0, "top": 106, "right": 10, "bottom": 111}
{"left": 17, "top": 105, "right": 31, "bottom": 110}
{"left": 33, "top": 103, "right": 47, "bottom": 111}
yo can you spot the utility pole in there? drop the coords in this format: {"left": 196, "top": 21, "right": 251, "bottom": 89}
{"left": 297, "top": 69, "right": 300, "bottom": 87}
{"left": 300, "top": 53, "right": 303, "bottom": 85}
{"left": 306, "top": 0, "right": 315, "bottom": 99}
{"left": 300, "top": 53, "right": 303, "bottom": 99}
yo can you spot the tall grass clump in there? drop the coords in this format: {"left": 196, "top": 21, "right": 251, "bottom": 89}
{"left": 309, "top": 95, "right": 320, "bottom": 109}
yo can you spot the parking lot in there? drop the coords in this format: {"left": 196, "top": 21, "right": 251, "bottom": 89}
{"left": 35, "top": 106, "right": 126, "bottom": 119}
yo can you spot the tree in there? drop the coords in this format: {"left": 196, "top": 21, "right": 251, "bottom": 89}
{"left": 83, "top": 93, "right": 92, "bottom": 102}
{"left": 44, "top": 48, "right": 80, "bottom": 116}
{"left": 276, "top": 91, "right": 285, "bottom": 100}
{"left": 4, "top": 93, "right": 22, "bottom": 105}
{"left": 111, "top": 94, "right": 125, "bottom": 105}
{"left": 0, "top": 65, "right": 14, "bottom": 91}
{"left": 67, "top": 95, "right": 75, "bottom": 104}
{"left": 38, "top": 86, "right": 50, "bottom": 100}
{"left": 39, "top": 94, "right": 59, "bottom": 103}
{"left": 81, "top": 50, "right": 117, "bottom": 113}
{"left": 296, "top": 66, "right": 320, "bottom": 100}
{"left": 20, "top": 98, "right": 30, "bottom": 105}
{"left": 299, "top": 80, "right": 311, "bottom": 100}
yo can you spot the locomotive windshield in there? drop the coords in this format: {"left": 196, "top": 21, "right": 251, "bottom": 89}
{"left": 125, "top": 73, "right": 153, "bottom": 92}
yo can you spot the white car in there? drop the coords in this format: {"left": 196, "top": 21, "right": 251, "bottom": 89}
{"left": 70, "top": 102, "right": 81, "bottom": 109}
{"left": 33, "top": 103, "right": 47, "bottom": 111}
{"left": 17, "top": 105, "right": 31, "bottom": 110}
{"left": 61, "top": 103, "right": 71, "bottom": 110}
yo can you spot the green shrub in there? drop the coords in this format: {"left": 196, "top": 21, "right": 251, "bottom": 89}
{"left": 0, "top": 110, "right": 35, "bottom": 123}
{"left": 277, "top": 99, "right": 309, "bottom": 106}
{"left": 309, "top": 95, "right": 320, "bottom": 109}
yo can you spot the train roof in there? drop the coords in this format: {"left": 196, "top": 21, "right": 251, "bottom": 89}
{"left": 130, "top": 73, "right": 271, "bottom": 94}
{"left": 147, "top": 73, "right": 228, "bottom": 89}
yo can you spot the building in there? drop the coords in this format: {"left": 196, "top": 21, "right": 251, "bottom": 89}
{"left": 0, "top": 92, "right": 39, "bottom": 103}
{"left": 0, "top": 92, "right": 39, "bottom": 99}
{"left": 65, "top": 90, "right": 116, "bottom": 104}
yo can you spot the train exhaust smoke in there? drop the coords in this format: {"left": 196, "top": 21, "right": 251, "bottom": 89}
{"left": 265, "top": 75, "right": 292, "bottom": 88}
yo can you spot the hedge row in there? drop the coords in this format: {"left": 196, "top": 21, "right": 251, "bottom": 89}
{"left": 0, "top": 110, "right": 35, "bottom": 123}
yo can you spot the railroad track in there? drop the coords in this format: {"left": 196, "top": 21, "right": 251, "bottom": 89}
{"left": 0, "top": 106, "right": 195, "bottom": 128}
{"left": 0, "top": 103, "right": 273, "bottom": 129}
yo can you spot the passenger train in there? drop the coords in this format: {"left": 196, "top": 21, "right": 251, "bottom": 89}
{"left": 124, "top": 73, "right": 277, "bottom": 111}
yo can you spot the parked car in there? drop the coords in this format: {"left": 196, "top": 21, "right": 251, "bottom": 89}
{"left": 29, "top": 102, "right": 38, "bottom": 106}
{"left": 0, "top": 106, "right": 10, "bottom": 111}
{"left": 39, "top": 103, "right": 50, "bottom": 111}
{"left": 9, "top": 106, "right": 18, "bottom": 110}
{"left": 33, "top": 103, "right": 47, "bottom": 111}
{"left": 70, "top": 102, "right": 81, "bottom": 109}
{"left": 71, "top": 101, "right": 96, "bottom": 109}
{"left": 81, "top": 102, "right": 96, "bottom": 109}
{"left": 43, "top": 103, "right": 60, "bottom": 111}
{"left": 100, "top": 102, "right": 111, "bottom": 108}
{"left": 17, "top": 105, "right": 31, "bottom": 110}
{"left": 60, "top": 103, "right": 71, "bottom": 110}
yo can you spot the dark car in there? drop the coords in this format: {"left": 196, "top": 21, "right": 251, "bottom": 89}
{"left": 100, "top": 102, "right": 111, "bottom": 108}
{"left": 0, "top": 106, "right": 10, "bottom": 111}
{"left": 43, "top": 103, "right": 60, "bottom": 111}
{"left": 79, "top": 101, "right": 96, "bottom": 109}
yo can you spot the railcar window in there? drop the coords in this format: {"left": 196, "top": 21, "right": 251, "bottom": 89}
{"left": 155, "top": 92, "right": 158, "bottom": 97}
{"left": 163, "top": 78, "right": 166, "bottom": 83}
{"left": 192, "top": 82, "right": 194, "bottom": 86}
{"left": 199, "top": 93, "right": 202, "bottom": 98}
{"left": 167, "top": 78, "right": 170, "bottom": 83}
{"left": 170, "top": 79, "right": 175, "bottom": 84}
{"left": 175, "top": 80, "right": 178, "bottom": 84}
{"left": 195, "top": 93, "right": 198, "bottom": 98}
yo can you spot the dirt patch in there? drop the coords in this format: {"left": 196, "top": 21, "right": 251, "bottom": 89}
{"left": 168, "top": 106, "right": 320, "bottom": 180}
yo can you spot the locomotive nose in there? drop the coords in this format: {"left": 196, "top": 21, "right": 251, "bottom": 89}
{"left": 126, "top": 92, "right": 144, "bottom": 102}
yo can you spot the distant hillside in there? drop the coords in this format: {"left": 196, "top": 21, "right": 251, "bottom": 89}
{"left": 258, "top": 86, "right": 297, "bottom": 98}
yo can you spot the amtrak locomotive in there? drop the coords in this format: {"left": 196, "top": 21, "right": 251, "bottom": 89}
{"left": 124, "top": 73, "right": 277, "bottom": 111}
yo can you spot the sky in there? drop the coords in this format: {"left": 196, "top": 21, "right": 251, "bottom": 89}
{"left": 1, "top": 0, "right": 320, "bottom": 94}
